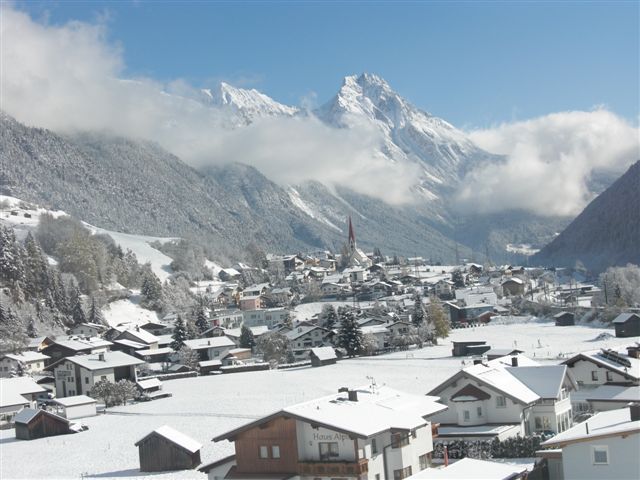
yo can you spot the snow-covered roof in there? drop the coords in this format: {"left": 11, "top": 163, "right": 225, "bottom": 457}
{"left": 113, "top": 339, "right": 147, "bottom": 350}
{"left": 214, "top": 385, "right": 446, "bottom": 441}
{"left": 310, "top": 347, "right": 336, "bottom": 361}
{"left": 506, "top": 365, "right": 568, "bottom": 399}
{"left": 14, "top": 408, "right": 69, "bottom": 425}
{"left": 182, "top": 336, "right": 235, "bottom": 350}
{"left": 136, "top": 346, "right": 173, "bottom": 356}
{"left": 136, "top": 378, "right": 162, "bottom": 390}
{"left": 407, "top": 457, "right": 530, "bottom": 479}
{"left": 198, "top": 359, "right": 222, "bottom": 368}
{"left": 612, "top": 312, "right": 640, "bottom": 324}
{"left": 542, "top": 406, "right": 640, "bottom": 447}
{"left": 224, "top": 325, "right": 269, "bottom": 338}
{"left": 285, "top": 325, "right": 325, "bottom": 340}
{"left": 437, "top": 424, "right": 520, "bottom": 437}
{"left": 563, "top": 349, "right": 640, "bottom": 381}
{"left": 117, "top": 328, "right": 158, "bottom": 344}
{"left": 52, "top": 395, "right": 96, "bottom": 407}
{"left": 135, "top": 425, "right": 202, "bottom": 453}
{"left": 360, "top": 325, "right": 389, "bottom": 335}
{"left": 455, "top": 362, "right": 539, "bottom": 405}
{"left": 64, "top": 351, "right": 144, "bottom": 371}
{"left": 2, "top": 351, "right": 50, "bottom": 363}
{"left": 584, "top": 384, "right": 640, "bottom": 402}
{"left": 501, "top": 277, "right": 524, "bottom": 285}
{"left": 0, "top": 377, "right": 46, "bottom": 408}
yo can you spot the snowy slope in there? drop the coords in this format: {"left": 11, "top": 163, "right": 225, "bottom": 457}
{"left": 102, "top": 293, "right": 162, "bottom": 328}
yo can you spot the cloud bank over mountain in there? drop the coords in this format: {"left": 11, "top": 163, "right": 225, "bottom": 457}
{"left": 2, "top": 4, "right": 638, "bottom": 215}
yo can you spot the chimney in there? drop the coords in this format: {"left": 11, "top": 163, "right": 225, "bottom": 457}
{"left": 98, "top": 353, "right": 105, "bottom": 362}
{"left": 348, "top": 390, "right": 358, "bottom": 402}
{"left": 511, "top": 356, "right": 519, "bottom": 367}
{"left": 630, "top": 403, "right": 640, "bottom": 422}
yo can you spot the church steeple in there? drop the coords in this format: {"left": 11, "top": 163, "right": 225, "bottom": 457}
{"left": 348, "top": 216, "right": 356, "bottom": 252}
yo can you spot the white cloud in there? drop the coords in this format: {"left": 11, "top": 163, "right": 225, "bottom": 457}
{"left": 0, "top": 5, "right": 419, "bottom": 205}
{"left": 457, "top": 110, "right": 640, "bottom": 216}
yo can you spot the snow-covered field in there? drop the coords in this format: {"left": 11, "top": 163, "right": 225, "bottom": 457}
{"left": 2, "top": 319, "right": 637, "bottom": 480}
{"left": 102, "top": 293, "right": 162, "bottom": 328}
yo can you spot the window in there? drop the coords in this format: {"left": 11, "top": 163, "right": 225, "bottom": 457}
{"left": 393, "top": 466, "right": 412, "bottom": 480}
{"left": 319, "top": 442, "right": 339, "bottom": 460}
{"left": 271, "top": 445, "right": 280, "bottom": 458}
{"left": 419, "top": 453, "right": 430, "bottom": 470}
{"left": 477, "top": 406, "right": 483, "bottom": 417}
{"left": 85, "top": 377, "right": 89, "bottom": 384}
{"left": 375, "top": 475, "right": 381, "bottom": 480}
{"left": 463, "top": 410, "right": 470, "bottom": 421}
{"left": 606, "top": 371, "right": 613, "bottom": 382}
{"left": 101, "top": 375, "right": 107, "bottom": 381}
{"left": 259, "top": 446, "right": 269, "bottom": 459}
{"left": 69, "top": 377, "right": 74, "bottom": 382}
{"left": 496, "top": 395, "right": 507, "bottom": 408}
{"left": 592, "top": 446, "right": 608, "bottom": 464}
{"left": 391, "top": 432, "right": 410, "bottom": 448}
{"left": 535, "top": 417, "right": 542, "bottom": 430}
{"left": 591, "top": 371, "right": 599, "bottom": 381}
{"left": 371, "top": 438, "right": 378, "bottom": 454}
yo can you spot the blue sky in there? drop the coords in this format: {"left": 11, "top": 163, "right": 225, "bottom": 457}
{"left": 18, "top": 0, "right": 639, "bottom": 127}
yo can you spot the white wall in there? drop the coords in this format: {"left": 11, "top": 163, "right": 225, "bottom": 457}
{"left": 64, "top": 402, "right": 97, "bottom": 420}
{"left": 561, "top": 433, "right": 640, "bottom": 480}
{"left": 295, "top": 422, "right": 356, "bottom": 462}
{"left": 567, "top": 359, "right": 632, "bottom": 388}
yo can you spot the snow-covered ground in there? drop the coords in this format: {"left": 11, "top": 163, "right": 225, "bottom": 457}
{"left": 2, "top": 319, "right": 637, "bottom": 479}
{"left": 85, "top": 225, "right": 177, "bottom": 282}
{"left": 0, "top": 195, "right": 67, "bottom": 240}
{"left": 294, "top": 301, "right": 377, "bottom": 321}
{"left": 102, "top": 293, "right": 162, "bottom": 328}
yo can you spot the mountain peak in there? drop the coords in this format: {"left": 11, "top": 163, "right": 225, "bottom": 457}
{"left": 201, "top": 82, "right": 298, "bottom": 124}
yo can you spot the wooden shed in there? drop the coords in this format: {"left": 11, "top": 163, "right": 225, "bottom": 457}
{"left": 554, "top": 311, "right": 575, "bottom": 326}
{"left": 135, "top": 425, "right": 202, "bottom": 472}
{"left": 310, "top": 347, "right": 337, "bottom": 367}
{"left": 452, "top": 341, "right": 487, "bottom": 357}
{"left": 613, "top": 313, "right": 640, "bottom": 338}
{"left": 14, "top": 408, "right": 70, "bottom": 440}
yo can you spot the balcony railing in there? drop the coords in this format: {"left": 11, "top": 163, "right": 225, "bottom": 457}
{"left": 298, "top": 458, "right": 369, "bottom": 476}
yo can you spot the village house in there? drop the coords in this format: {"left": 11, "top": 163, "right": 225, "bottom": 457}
{"left": 386, "top": 320, "right": 413, "bottom": 338}
{"left": 242, "top": 283, "right": 271, "bottom": 297}
{"left": 239, "top": 295, "right": 264, "bottom": 311}
{"left": 407, "top": 457, "right": 529, "bottom": 480}
{"left": 562, "top": 347, "right": 640, "bottom": 388}
{"left": 52, "top": 351, "right": 143, "bottom": 398}
{"left": 360, "top": 324, "right": 389, "bottom": 351}
{"left": 51, "top": 395, "right": 97, "bottom": 419}
{"left": 428, "top": 355, "right": 575, "bottom": 441}
{"left": 537, "top": 404, "right": 640, "bottom": 480}
{"left": 242, "top": 307, "right": 289, "bottom": 328}
{"left": 41, "top": 337, "right": 113, "bottom": 366}
{"left": 114, "top": 328, "right": 159, "bottom": 350}
{"left": 200, "top": 385, "right": 446, "bottom": 480}
{"left": 501, "top": 277, "right": 525, "bottom": 296}
{"left": 309, "top": 346, "right": 338, "bottom": 367}
{"left": 264, "top": 287, "right": 295, "bottom": 306}
{"left": 0, "top": 351, "right": 50, "bottom": 377}
{"left": 285, "top": 325, "right": 333, "bottom": 360}
{"left": 182, "top": 336, "right": 236, "bottom": 362}
{"left": 68, "top": 322, "right": 107, "bottom": 337}
{"left": 580, "top": 385, "right": 640, "bottom": 413}
{"left": 554, "top": 311, "right": 575, "bottom": 326}
{"left": 209, "top": 309, "right": 244, "bottom": 328}
{"left": 0, "top": 377, "right": 47, "bottom": 423}
{"left": 220, "top": 326, "right": 269, "bottom": 347}
{"left": 321, "top": 281, "right": 351, "bottom": 298}
{"left": 136, "top": 425, "right": 202, "bottom": 472}
{"left": 26, "top": 336, "right": 55, "bottom": 352}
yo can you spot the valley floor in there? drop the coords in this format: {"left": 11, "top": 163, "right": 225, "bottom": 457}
{"left": 1, "top": 318, "right": 636, "bottom": 480}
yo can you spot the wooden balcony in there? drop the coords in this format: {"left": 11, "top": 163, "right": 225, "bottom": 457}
{"left": 298, "top": 458, "right": 368, "bottom": 476}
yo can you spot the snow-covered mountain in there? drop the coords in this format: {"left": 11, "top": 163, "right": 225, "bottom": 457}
{"left": 200, "top": 82, "right": 298, "bottom": 125}
{"left": 314, "top": 73, "right": 497, "bottom": 200}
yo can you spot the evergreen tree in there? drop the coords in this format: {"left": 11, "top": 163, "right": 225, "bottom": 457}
{"left": 140, "top": 268, "right": 163, "bottom": 309}
{"left": 70, "top": 287, "right": 86, "bottom": 326}
{"left": 239, "top": 325, "right": 256, "bottom": 349}
{"left": 26, "top": 315, "right": 37, "bottom": 338}
{"left": 88, "top": 297, "right": 105, "bottom": 325}
{"left": 412, "top": 291, "right": 425, "bottom": 326}
{"left": 171, "top": 315, "right": 187, "bottom": 351}
{"left": 452, "top": 269, "right": 466, "bottom": 288}
{"left": 185, "top": 318, "right": 198, "bottom": 340}
{"left": 0, "top": 226, "right": 25, "bottom": 285}
{"left": 0, "top": 302, "right": 27, "bottom": 354}
{"left": 194, "top": 306, "right": 209, "bottom": 334}
{"left": 338, "top": 308, "right": 363, "bottom": 357}
{"left": 319, "top": 304, "right": 338, "bottom": 330}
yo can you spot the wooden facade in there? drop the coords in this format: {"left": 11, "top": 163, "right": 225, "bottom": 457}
{"left": 614, "top": 313, "right": 640, "bottom": 338}
{"left": 554, "top": 312, "right": 575, "bottom": 326}
{"left": 234, "top": 416, "right": 299, "bottom": 475}
{"left": 15, "top": 410, "right": 70, "bottom": 440}
{"left": 136, "top": 433, "right": 201, "bottom": 472}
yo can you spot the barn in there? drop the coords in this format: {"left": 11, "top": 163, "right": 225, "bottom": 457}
{"left": 310, "top": 346, "right": 337, "bottom": 367}
{"left": 135, "top": 425, "right": 202, "bottom": 472}
{"left": 554, "top": 311, "right": 575, "bottom": 326}
{"left": 14, "top": 408, "right": 70, "bottom": 440}
{"left": 613, "top": 313, "right": 640, "bottom": 338}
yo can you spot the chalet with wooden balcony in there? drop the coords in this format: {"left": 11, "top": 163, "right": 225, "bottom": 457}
{"left": 200, "top": 385, "right": 447, "bottom": 480}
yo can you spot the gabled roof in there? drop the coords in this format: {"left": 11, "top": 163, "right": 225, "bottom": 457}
{"left": 52, "top": 395, "right": 96, "bottom": 407}
{"left": 14, "top": 408, "right": 69, "bottom": 426}
{"left": 563, "top": 349, "right": 640, "bottom": 381}
{"left": 542, "top": 406, "right": 640, "bottom": 447}
{"left": 136, "top": 378, "right": 162, "bottom": 390}
{"left": 116, "top": 328, "right": 158, "bottom": 345}
{"left": 2, "top": 351, "right": 50, "bottom": 363}
{"left": 451, "top": 383, "right": 492, "bottom": 402}
{"left": 285, "top": 325, "right": 328, "bottom": 340}
{"left": 62, "top": 351, "right": 144, "bottom": 371}
{"left": 214, "top": 385, "right": 446, "bottom": 442}
{"left": 506, "top": 365, "right": 569, "bottom": 399}
{"left": 584, "top": 384, "right": 640, "bottom": 402}
{"left": 135, "top": 425, "right": 201, "bottom": 453}
{"left": 613, "top": 312, "right": 640, "bottom": 324}
{"left": 310, "top": 347, "right": 337, "bottom": 361}
{"left": 0, "top": 377, "right": 47, "bottom": 408}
